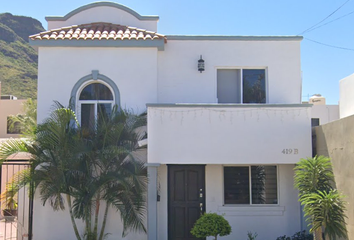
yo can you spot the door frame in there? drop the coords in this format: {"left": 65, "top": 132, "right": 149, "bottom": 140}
{"left": 167, "top": 164, "right": 206, "bottom": 240}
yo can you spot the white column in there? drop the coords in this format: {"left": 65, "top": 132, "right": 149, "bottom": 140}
{"left": 147, "top": 163, "right": 160, "bottom": 240}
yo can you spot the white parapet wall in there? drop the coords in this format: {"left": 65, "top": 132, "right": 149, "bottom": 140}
{"left": 147, "top": 104, "right": 312, "bottom": 165}
{"left": 340, "top": 73, "right": 354, "bottom": 119}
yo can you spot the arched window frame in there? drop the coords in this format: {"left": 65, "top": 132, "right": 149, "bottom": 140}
{"left": 70, "top": 70, "right": 121, "bottom": 126}
{"left": 76, "top": 80, "right": 115, "bottom": 125}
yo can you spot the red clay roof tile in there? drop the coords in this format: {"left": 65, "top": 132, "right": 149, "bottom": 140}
{"left": 30, "top": 22, "right": 166, "bottom": 42}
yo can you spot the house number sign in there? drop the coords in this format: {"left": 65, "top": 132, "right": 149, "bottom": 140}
{"left": 281, "top": 148, "right": 298, "bottom": 154}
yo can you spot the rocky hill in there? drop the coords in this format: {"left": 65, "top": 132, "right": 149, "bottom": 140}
{"left": 0, "top": 13, "right": 44, "bottom": 99}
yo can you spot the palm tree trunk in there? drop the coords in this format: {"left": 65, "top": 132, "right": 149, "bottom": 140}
{"left": 93, "top": 197, "right": 100, "bottom": 239}
{"left": 66, "top": 195, "right": 82, "bottom": 240}
{"left": 85, "top": 206, "right": 92, "bottom": 239}
{"left": 99, "top": 203, "right": 109, "bottom": 240}
{"left": 314, "top": 228, "right": 323, "bottom": 240}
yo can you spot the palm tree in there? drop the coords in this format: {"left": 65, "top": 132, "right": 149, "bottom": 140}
{"left": 70, "top": 106, "right": 147, "bottom": 240}
{"left": 0, "top": 104, "right": 147, "bottom": 240}
{"left": 1, "top": 106, "right": 84, "bottom": 239}
{"left": 294, "top": 156, "right": 334, "bottom": 196}
{"left": 294, "top": 156, "right": 347, "bottom": 240}
{"left": 302, "top": 190, "right": 347, "bottom": 240}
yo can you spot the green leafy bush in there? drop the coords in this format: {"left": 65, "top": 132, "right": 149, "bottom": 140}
{"left": 247, "top": 231, "right": 258, "bottom": 240}
{"left": 190, "top": 213, "right": 231, "bottom": 240}
{"left": 276, "top": 230, "right": 313, "bottom": 240}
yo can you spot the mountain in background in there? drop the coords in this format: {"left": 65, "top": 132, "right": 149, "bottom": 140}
{"left": 0, "top": 13, "right": 44, "bottom": 99}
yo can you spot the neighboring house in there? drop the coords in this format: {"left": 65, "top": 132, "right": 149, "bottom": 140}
{"left": 0, "top": 83, "right": 31, "bottom": 240}
{"left": 30, "top": 2, "right": 313, "bottom": 240}
{"left": 308, "top": 94, "right": 339, "bottom": 127}
{"left": 314, "top": 74, "right": 354, "bottom": 240}
{"left": 306, "top": 94, "right": 339, "bottom": 159}
{"left": 0, "top": 82, "right": 26, "bottom": 138}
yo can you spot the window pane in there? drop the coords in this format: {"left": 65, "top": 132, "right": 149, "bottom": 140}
{"left": 243, "top": 69, "right": 266, "bottom": 103}
{"left": 251, "top": 166, "right": 277, "bottom": 204}
{"left": 81, "top": 104, "right": 95, "bottom": 130}
{"left": 311, "top": 118, "right": 320, "bottom": 127}
{"left": 79, "top": 83, "right": 113, "bottom": 100}
{"left": 224, "top": 167, "right": 250, "bottom": 204}
{"left": 97, "top": 104, "right": 112, "bottom": 122}
{"left": 7, "top": 116, "right": 21, "bottom": 134}
{"left": 217, "top": 69, "right": 241, "bottom": 103}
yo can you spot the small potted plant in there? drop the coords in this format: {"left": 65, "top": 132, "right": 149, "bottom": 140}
{"left": 1, "top": 183, "right": 18, "bottom": 217}
{"left": 191, "top": 213, "right": 231, "bottom": 240}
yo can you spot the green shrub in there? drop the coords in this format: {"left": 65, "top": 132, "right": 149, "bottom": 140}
{"left": 247, "top": 231, "right": 258, "bottom": 240}
{"left": 276, "top": 230, "right": 313, "bottom": 240}
{"left": 191, "top": 213, "right": 231, "bottom": 240}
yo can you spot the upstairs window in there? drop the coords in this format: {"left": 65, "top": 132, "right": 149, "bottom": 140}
{"left": 217, "top": 69, "right": 266, "bottom": 104}
{"left": 78, "top": 82, "right": 114, "bottom": 130}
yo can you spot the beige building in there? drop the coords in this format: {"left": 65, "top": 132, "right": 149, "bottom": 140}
{"left": 315, "top": 117, "right": 354, "bottom": 240}
{"left": 0, "top": 82, "right": 26, "bottom": 138}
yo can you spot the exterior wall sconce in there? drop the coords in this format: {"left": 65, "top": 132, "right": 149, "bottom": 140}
{"left": 198, "top": 55, "right": 205, "bottom": 73}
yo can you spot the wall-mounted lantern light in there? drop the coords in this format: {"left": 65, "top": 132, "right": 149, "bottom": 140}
{"left": 198, "top": 55, "right": 205, "bottom": 73}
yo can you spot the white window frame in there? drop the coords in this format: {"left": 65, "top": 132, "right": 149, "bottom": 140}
{"left": 223, "top": 164, "right": 279, "bottom": 206}
{"left": 76, "top": 80, "right": 115, "bottom": 125}
{"left": 215, "top": 67, "right": 268, "bottom": 104}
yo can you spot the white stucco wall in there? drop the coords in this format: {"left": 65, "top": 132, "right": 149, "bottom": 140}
{"left": 157, "top": 164, "right": 301, "bottom": 240}
{"left": 148, "top": 105, "right": 312, "bottom": 165}
{"left": 33, "top": 193, "right": 147, "bottom": 240}
{"left": 37, "top": 38, "right": 302, "bottom": 124}
{"left": 311, "top": 104, "right": 339, "bottom": 125}
{"left": 37, "top": 47, "right": 158, "bottom": 122}
{"left": 47, "top": 6, "right": 158, "bottom": 31}
{"left": 339, "top": 73, "right": 354, "bottom": 119}
{"left": 158, "top": 39, "right": 302, "bottom": 104}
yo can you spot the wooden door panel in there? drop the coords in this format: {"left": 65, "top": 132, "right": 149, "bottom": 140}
{"left": 174, "top": 170, "right": 185, "bottom": 201}
{"left": 168, "top": 165, "right": 205, "bottom": 240}
{"left": 174, "top": 207, "right": 186, "bottom": 238}
{"left": 187, "top": 170, "right": 199, "bottom": 201}
{"left": 187, "top": 206, "right": 200, "bottom": 239}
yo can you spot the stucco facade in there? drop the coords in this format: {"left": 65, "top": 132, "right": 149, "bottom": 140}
{"left": 31, "top": 2, "right": 312, "bottom": 240}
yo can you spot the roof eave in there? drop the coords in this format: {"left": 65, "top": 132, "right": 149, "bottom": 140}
{"left": 29, "top": 38, "right": 165, "bottom": 51}
{"left": 165, "top": 35, "right": 303, "bottom": 41}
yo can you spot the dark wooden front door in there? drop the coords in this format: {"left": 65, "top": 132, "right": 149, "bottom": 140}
{"left": 168, "top": 165, "right": 205, "bottom": 240}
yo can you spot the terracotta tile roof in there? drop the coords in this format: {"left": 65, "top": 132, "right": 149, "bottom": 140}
{"left": 30, "top": 22, "right": 166, "bottom": 42}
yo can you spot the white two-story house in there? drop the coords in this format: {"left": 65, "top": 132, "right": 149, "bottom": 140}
{"left": 30, "top": 2, "right": 312, "bottom": 240}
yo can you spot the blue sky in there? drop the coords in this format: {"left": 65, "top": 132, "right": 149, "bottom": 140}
{"left": 2, "top": 0, "right": 354, "bottom": 104}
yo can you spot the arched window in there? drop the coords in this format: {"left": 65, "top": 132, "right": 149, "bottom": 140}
{"left": 78, "top": 81, "right": 114, "bottom": 129}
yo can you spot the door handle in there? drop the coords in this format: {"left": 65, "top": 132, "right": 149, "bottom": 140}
{"left": 199, "top": 189, "right": 204, "bottom": 215}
